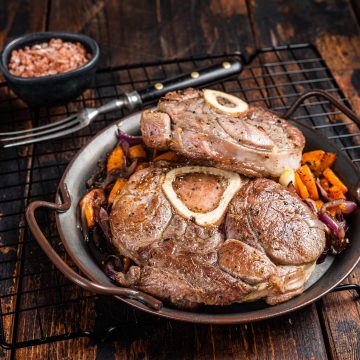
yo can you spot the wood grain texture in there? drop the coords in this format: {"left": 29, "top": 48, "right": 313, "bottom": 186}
{"left": 0, "top": 0, "right": 358, "bottom": 359}
{"left": 47, "top": 0, "right": 254, "bottom": 66}
{"left": 0, "top": 2, "right": 47, "bottom": 360}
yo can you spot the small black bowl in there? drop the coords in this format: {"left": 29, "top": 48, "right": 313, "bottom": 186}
{"left": 0, "top": 32, "right": 99, "bottom": 106}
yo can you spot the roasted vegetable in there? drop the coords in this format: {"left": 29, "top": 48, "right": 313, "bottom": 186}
{"left": 294, "top": 172, "right": 309, "bottom": 199}
{"left": 315, "top": 200, "right": 324, "bottom": 210}
{"left": 279, "top": 169, "right": 295, "bottom": 187}
{"left": 153, "top": 151, "right": 179, "bottom": 162}
{"left": 80, "top": 188, "right": 105, "bottom": 228}
{"left": 301, "top": 150, "right": 336, "bottom": 174}
{"left": 297, "top": 165, "right": 319, "bottom": 200}
{"left": 319, "top": 152, "right": 336, "bottom": 173}
{"left": 108, "top": 178, "right": 127, "bottom": 204}
{"left": 107, "top": 145, "right": 125, "bottom": 173}
{"left": 128, "top": 144, "right": 147, "bottom": 160}
{"left": 323, "top": 168, "right": 348, "bottom": 193}
{"left": 116, "top": 129, "right": 143, "bottom": 145}
{"left": 319, "top": 177, "right": 330, "bottom": 192}
{"left": 328, "top": 185, "right": 346, "bottom": 199}
{"left": 301, "top": 150, "right": 324, "bottom": 172}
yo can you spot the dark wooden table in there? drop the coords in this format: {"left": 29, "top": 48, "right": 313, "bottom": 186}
{"left": 0, "top": 1, "right": 359, "bottom": 359}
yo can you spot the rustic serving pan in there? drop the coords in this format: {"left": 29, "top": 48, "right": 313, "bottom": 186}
{"left": 26, "top": 89, "right": 360, "bottom": 324}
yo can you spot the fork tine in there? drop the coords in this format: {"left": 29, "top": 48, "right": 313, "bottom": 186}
{"left": 3, "top": 121, "right": 89, "bottom": 148}
{"left": 0, "top": 113, "right": 77, "bottom": 136}
{"left": 0, "top": 115, "right": 81, "bottom": 142}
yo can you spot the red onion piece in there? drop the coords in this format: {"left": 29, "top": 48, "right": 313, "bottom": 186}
{"left": 80, "top": 206, "right": 90, "bottom": 242}
{"left": 316, "top": 178, "right": 330, "bottom": 201}
{"left": 100, "top": 159, "right": 138, "bottom": 189}
{"left": 339, "top": 219, "right": 349, "bottom": 233}
{"left": 318, "top": 211, "right": 345, "bottom": 239}
{"left": 303, "top": 198, "right": 318, "bottom": 214}
{"left": 317, "top": 248, "right": 329, "bottom": 264}
{"left": 96, "top": 207, "right": 111, "bottom": 242}
{"left": 118, "top": 139, "right": 129, "bottom": 157}
{"left": 100, "top": 169, "right": 122, "bottom": 189}
{"left": 116, "top": 129, "right": 143, "bottom": 146}
{"left": 102, "top": 255, "right": 124, "bottom": 281}
{"left": 322, "top": 199, "right": 358, "bottom": 215}
{"left": 102, "top": 263, "right": 116, "bottom": 281}
{"left": 124, "top": 159, "right": 138, "bottom": 178}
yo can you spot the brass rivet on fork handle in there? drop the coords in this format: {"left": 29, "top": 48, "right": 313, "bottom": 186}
{"left": 154, "top": 82, "right": 164, "bottom": 90}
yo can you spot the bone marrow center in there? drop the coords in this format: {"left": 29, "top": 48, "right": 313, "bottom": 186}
{"left": 162, "top": 166, "right": 243, "bottom": 226}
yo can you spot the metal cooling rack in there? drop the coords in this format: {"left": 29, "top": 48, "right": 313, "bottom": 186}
{"left": 0, "top": 44, "right": 359, "bottom": 350}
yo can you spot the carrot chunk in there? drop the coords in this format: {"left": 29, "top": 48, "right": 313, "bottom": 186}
{"left": 128, "top": 144, "right": 147, "bottom": 160}
{"left": 319, "top": 152, "right": 336, "bottom": 173}
{"left": 315, "top": 200, "right": 324, "bottom": 210}
{"left": 294, "top": 172, "right": 309, "bottom": 199}
{"left": 320, "top": 177, "right": 330, "bottom": 192}
{"left": 153, "top": 151, "right": 179, "bottom": 162}
{"left": 323, "top": 168, "right": 348, "bottom": 193}
{"left": 301, "top": 150, "right": 336, "bottom": 174}
{"left": 80, "top": 188, "right": 105, "bottom": 228}
{"left": 297, "top": 165, "right": 319, "bottom": 200}
{"left": 107, "top": 145, "right": 125, "bottom": 173}
{"left": 301, "top": 150, "right": 325, "bottom": 173}
{"left": 328, "top": 185, "right": 346, "bottom": 199}
{"left": 108, "top": 178, "right": 127, "bottom": 204}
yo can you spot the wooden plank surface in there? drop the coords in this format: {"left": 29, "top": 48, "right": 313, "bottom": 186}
{"left": 0, "top": 0, "right": 358, "bottom": 359}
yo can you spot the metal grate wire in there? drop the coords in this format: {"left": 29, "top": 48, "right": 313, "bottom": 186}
{"left": 0, "top": 44, "right": 359, "bottom": 350}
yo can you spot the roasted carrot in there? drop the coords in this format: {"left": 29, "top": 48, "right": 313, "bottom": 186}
{"left": 107, "top": 145, "right": 125, "bottom": 173}
{"left": 301, "top": 150, "right": 324, "bottom": 173}
{"left": 328, "top": 185, "right": 346, "bottom": 199}
{"left": 294, "top": 172, "right": 309, "bottom": 199}
{"left": 108, "top": 178, "right": 127, "bottom": 204}
{"left": 318, "top": 152, "right": 336, "bottom": 173}
{"left": 297, "top": 165, "right": 319, "bottom": 200}
{"left": 323, "top": 168, "right": 348, "bottom": 193}
{"left": 128, "top": 144, "right": 147, "bottom": 160}
{"left": 80, "top": 188, "right": 105, "bottom": 228}
{"left": 301, "top": 150, "right": 336, "bottom": 174}
{"left": 320, "top": 177, "right": 330, "bottom": 192}
{"left": 315, "top": 200, "right": 324, "bottom": 210}
{"left": 328, "top": 207, "right": 337, "bottom": 218}
{"left": 153, "top": 151, "right": 179, "bottom": 162}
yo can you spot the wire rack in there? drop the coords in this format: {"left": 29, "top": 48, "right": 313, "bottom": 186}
{"left": 0, "top": 44, "right": 359, "bottom": 350}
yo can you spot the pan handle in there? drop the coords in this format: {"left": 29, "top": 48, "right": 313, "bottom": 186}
{"left": 284, "top": 88, "right": 360, "bottom": 202}
{"left": 283, "top": 88, "right": 360, "bottom": 126}
{"left": 25, "top": 184, "right": 163, "bottom": 311}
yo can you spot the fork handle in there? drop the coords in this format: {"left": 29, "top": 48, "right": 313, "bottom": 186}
{"left": 138, "top": 59, "right": 242, "bottom": 103}
{"left": 95, "top": 60, "right": 242, "bottom": 114}
{"left": 96, "top": 91, "right": 142, "bottom": 114}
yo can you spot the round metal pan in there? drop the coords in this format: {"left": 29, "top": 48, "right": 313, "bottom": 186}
{"left": 26, "top": 90, "right": 360, "bottom": 324}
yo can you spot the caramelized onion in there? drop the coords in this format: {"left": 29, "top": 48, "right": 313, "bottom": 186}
{"left": 318, "top": 211, "right": 345, "bottom": 239}
{"left": 116, "top": 129, "right": 143, "bottom": 146}
{"left": 321, "top": 199, "right": 358, "bottom": 215}
{"left": 316, "top": 178, "right": 330, "bottom": 201}
{"left": 303, "top": 198, "right": 318, "bottom": 214}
